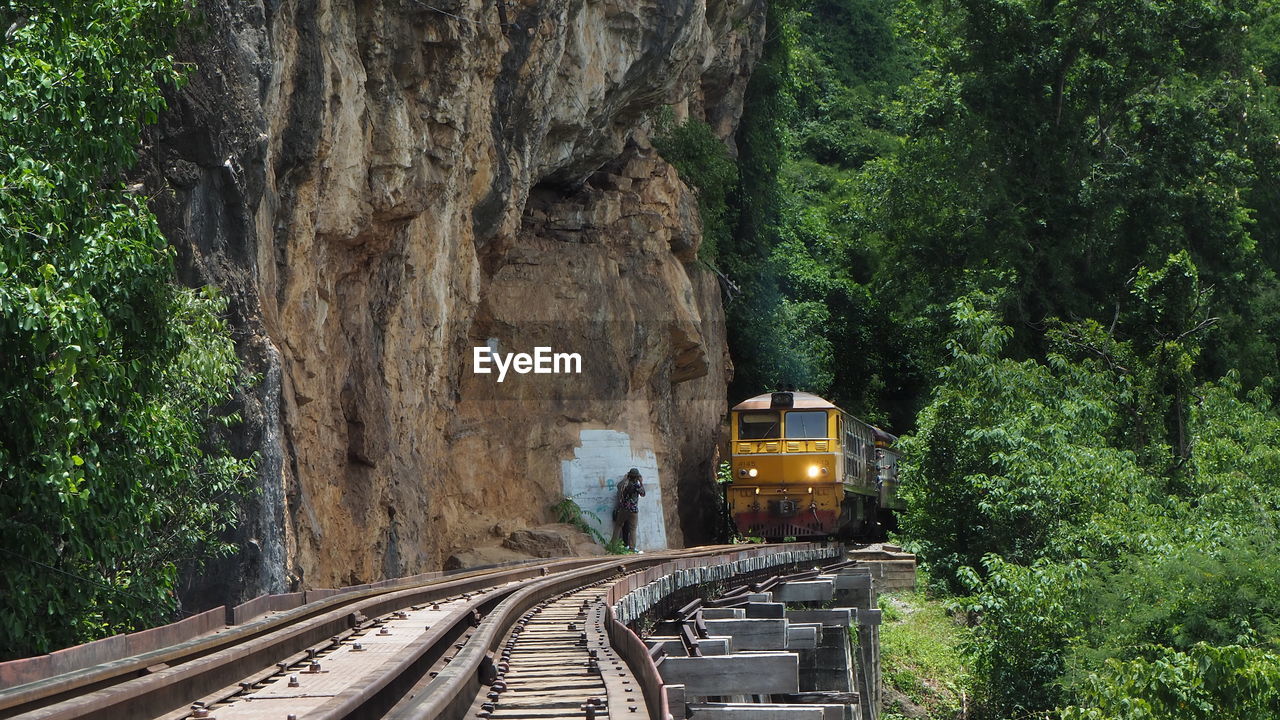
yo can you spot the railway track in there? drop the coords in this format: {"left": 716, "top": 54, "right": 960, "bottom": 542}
{"left": 1, "top": 544, "right": 840, "bottom": 720}
{"left": 463, "top": 583, "right": 633, "bottom": 720}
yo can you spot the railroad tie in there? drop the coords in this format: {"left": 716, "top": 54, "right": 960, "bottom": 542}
{"left": 472, "top": 585, "right": 646, "bottom": 720}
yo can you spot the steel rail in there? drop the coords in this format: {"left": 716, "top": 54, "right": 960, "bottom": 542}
{"left": 383, "top": 546, "right": 744, "bottom": 720}
{"left": 3, "top": 543, "right": 834, "bottom": 720}
{"left": 388, "top": 543, "right": 834, "bottom": 720}
{"left": 0, "top": 554, "right": 703, "bottom": 720}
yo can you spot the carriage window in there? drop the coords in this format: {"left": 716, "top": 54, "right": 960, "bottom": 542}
{"left": 785, "top": 411, "right": 828, "bottom": 439}
{"left": 739, "top": 412, "right": 780, "bottom": 439}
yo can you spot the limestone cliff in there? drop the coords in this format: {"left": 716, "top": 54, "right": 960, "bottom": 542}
{"left": 141, "top": 0, "right": 764, "bottom": 603}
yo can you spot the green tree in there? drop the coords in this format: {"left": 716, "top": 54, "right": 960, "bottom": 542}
{"left": 726, "top": 0, "right": 915, "bottom": 420}
{"left": 727, "top": 2, "right": 1280, "bottom": 712}
{"left": 0, "top": 1, "right": 250, "bottom": 657}
{"left": 652, "top": 110, "right": 738, "bottom": 264}
{"left": 862, "top": 0, "right": 1280, "bottom": 395}
{"left": 959, "top": 556, "right": 1091, "bottom": 714}
{"left": 899, "top": 289, "right": 1145, "bottom": 586}
{"left": 723, "top": 0, "right": 798, "bottom": 403}
{"left": 905, "top": 294, "right": 1280, "bottom": 713}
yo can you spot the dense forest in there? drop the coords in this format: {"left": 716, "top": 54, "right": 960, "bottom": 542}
{"left": 668, "top": 0, "right": 1280, "bottom": 716}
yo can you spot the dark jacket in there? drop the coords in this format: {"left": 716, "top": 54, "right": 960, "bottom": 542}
{"left": 615, "top": 476, "right": 645, "bottom": 514}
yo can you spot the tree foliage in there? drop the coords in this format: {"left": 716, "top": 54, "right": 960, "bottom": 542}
{"left": 1062, "top": 644, "right": 1280, "bottom": 720}
{"left": 652, "top": 109, "right": 738, "bottom": 264}
{"left": 0, "top": 1, "right": 250, "bottom": 658}
{"left": 728, "top": 0, "right": 1280, "bottom": 715}
{"left": 899, "top": 289, "right": 1143, "bottom": 588}
{"left": 902, "top": 293, "right": 1280, "bottom": 716}
{"left": 868, "top": 0, "right": 1280, "bottom": 388}
{"left": 722, "top": 0, "right": 916, "bottom": 420}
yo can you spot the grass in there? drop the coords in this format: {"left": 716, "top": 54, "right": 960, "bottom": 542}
{"left": 877, "top": 590, "right": 974, "bottom": 719}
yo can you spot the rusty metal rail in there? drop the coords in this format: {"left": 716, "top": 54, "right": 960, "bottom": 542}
{"left": 391, "top": 543, "right": 841, "bottom": 720}
{"left": 1, "top": 543, "right": 840, "bottom": 720}
{"left": 381, "top": 546, "right": 752, "bottom": 720}
{"left": 0, "top": 555, "right": 674, "bottom": 720}
{"left": 465, "top": 582, "right": 636, "bottom": 720}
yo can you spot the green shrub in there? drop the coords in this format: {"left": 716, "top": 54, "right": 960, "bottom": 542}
{"left": 551, "top": 496, "right": 606, "bottom": 545}
{"left": 899, "top": 289, "right": 1145, "bottom": 590}
{"left": 603, "top": 538, "right": 635, "bottom": 555}
{"left": 651, "top": 108, "right": 738, "bottom": 265}
{"left": 1062, "top": 644, "right": 1280, "bottom": 720}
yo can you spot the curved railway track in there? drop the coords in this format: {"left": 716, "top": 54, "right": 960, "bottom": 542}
{"left": 0, "top": 544, "right": 843, "bottom": 720}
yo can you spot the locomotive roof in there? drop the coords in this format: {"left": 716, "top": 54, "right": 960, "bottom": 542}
{"left": 732, "top": 392, "right": 898, "bottom": 447}
{"left": 732, "top": 391, "right": 837, "bottom": 411}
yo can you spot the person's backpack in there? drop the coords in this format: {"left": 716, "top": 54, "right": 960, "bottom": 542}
{"left": 612, "top": 476, "right": 633, "bottom": 520}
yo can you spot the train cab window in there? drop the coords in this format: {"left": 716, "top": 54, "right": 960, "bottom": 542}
{"left": 785, "top": 411, "right": 828, "bottom": 439}
{"left": 739, "top": 412, "right": 780, "bottom": 439}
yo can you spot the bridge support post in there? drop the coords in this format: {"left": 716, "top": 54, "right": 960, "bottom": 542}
{"left": 854, "top": 609, "right": 882, "bottom": 719}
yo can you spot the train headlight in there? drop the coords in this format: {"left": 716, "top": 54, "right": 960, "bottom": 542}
{"left": 754, "top": 487, "right": 760, "bottom": 495}
{"left": 739, "top": 468, "right": 747, "bottom": 477}
{"left": 806, "top": 464, "right": 821, "bottom": 479}
{"left": 748, "top": 468, "right": 758, "bottom": 478}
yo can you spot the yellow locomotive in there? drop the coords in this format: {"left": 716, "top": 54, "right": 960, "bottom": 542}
{"left": 726, "top": 391, "right": 903, "bottom": 539}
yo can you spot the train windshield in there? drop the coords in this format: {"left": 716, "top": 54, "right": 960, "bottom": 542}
{"left": 739, "top": 412, "right": 780, "bottom": 439}
{"left": 785, "top": 411, "right": 828, "bottom": 439}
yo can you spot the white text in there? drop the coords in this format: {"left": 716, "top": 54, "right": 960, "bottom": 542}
{"left": 473, "top": 346, "right": 583, "bottom": 382}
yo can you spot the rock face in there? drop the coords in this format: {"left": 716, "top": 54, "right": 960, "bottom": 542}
{"left": 141, "top": 0, "right": 763, "bottom": 603}
{"left": 443, "top": 523, "right": 604, "bottom": 570}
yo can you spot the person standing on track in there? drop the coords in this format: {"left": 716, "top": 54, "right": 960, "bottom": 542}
{"left": 611, "top": 468, "right": 646, "bottom": 552}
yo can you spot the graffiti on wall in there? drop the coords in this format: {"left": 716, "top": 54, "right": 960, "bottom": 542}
{"left": 560, "top": 428, "right": 666, "bottom": 551}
